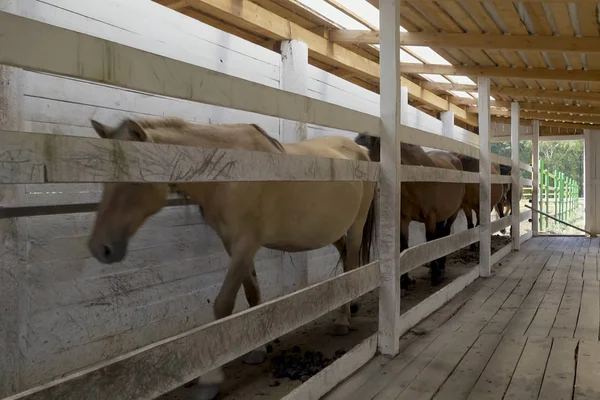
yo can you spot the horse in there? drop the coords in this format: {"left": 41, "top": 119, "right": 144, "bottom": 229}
{"left": 354, "top": 134, "right": 465, "bottom": 291}
{"left": 451, "top": 154, "right": 505, "bottom": 248}
{"left": 494, "top": 164, "right": 524, "bottom": 235}
{"left": 87, "top": 117, "right": 377, "bottom": 400}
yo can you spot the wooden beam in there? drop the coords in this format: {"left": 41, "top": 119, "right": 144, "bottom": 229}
{"left": 400, "top": 78, "right": 478, "bottom": 126}
{"left": 402, "top": 63, "right": 600, "bottom": 83}
{"left": 186, "top": 0, "right": 380, "bottom": 81}
{"left": 491, "top": 110, "right": 600, "bottom": 124}
{"left": 182, "top": 0, "right": 478, "bottom": 125}
{"left": 469, "top": 103, "right": 600, "bottom": 116}
{"left": 424, "top": 82, "right": 600, "bottom": 103}
{"left": 329, "top": 29, "right": 380, "bottom": 44}
{"left": 401, "top": 32, "right": 600, "bottom": 53}
{"left": 511, "top": 102, "right": 521, "bottom": 250}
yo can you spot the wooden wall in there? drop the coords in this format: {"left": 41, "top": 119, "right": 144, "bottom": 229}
{"left": 0, "top": 0, "right": 477, "bottom": 395}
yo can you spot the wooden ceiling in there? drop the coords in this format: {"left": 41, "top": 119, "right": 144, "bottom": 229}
{"left": 153, "top": 0, "right": 600, "bottom": 137}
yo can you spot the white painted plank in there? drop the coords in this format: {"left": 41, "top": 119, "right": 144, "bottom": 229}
{"left": 398, "top": 266, "right": 479, "bottom": 338}
{"left": 532, "top": 120, "right": 539, "bottom": 236}
{"left": 0, "top": 11, "right": 380, "bottom": 135}
{"left": 479, "top": 77, "right": 491, "bottom": 277}
{"left": 401, "top": 125, "right": 479, "bottom": 158}
{"left": 0, "top": 130, "right": 379, "bottom": 184}
{"left": 399, "top": 227, "right": 480, "bottom": 274}
{"left": 491, "top": 216, "right": 512, "bottom": 234}
{"left": 511, "top": 102, "right": 521, "bottom": 250}
{"left": 6, "top": 261, "right": 379, "bottom": 400}
{"left": 282, "top": 334, "right": 377, "bottom": 400}
{"left": 401, "top": 166, "right": 479, "bottom": 183}
{"left": 377, "top": 0, "right": 402, "bottom": 357}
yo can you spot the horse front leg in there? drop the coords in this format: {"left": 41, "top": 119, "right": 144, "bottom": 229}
{"left": 193, "top": 239, "right": 260, "bottom": 400}
{"left": 425, "top": 217, "right": 445, "bottom": 286}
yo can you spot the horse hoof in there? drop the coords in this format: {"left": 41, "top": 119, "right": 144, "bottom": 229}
{"left": 189, "top": 384, "right": 220, "bottom": 400}
{"left": 350, "top": 302, "right": 360, "bottom": 314}
{"left": 333, "top": 324, "right": 349, "bottom": 336}
{"left": 242, "top": 348, "right": 267, "bottom": 365}
{"left": 431, "top": 275, "right": 444, "bottom": 286}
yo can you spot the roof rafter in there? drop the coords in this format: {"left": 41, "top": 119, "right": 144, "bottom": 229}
{"left": 402, "top": 63, "right": 600, "bottom": 82}
{"left": 330, "top": 31, "right": 600, "bottom": 54}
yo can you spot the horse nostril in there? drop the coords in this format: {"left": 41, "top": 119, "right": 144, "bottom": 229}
{"left": 103, "top": 245, "right": 112, "bottom": 259}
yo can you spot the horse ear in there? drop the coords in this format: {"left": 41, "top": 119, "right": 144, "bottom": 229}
{"left": 91, "top": 120, "right": 114, "bottom": 139}
{"left": 124, "top": 119, "right": 148, "bottom": 142}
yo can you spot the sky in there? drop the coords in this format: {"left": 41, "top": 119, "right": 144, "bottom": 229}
{"left": 297, "top": 0, "right": 495, "bottom": 100}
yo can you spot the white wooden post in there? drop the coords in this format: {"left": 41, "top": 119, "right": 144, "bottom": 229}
{"left": 279, "top": 39, "right": 309, "bottom": 293}
{"left": 441, "top": 111, "right": 454, "bottom": 138}
{"left": 511, "top": 102, "right": 521, "bottom": 250}
{"left": 584, "top": 129, "right": 597, "bottom": 236}
{"left": 532, "top": 120, "right": 540, "bottom": 236}
{"left": 478, "top": 77, "right": 491, "bottom": 277}
{"left": 0, "top": 2, "right": 25, "bottom": 396}
{"left": 378, "top": 0, "right": 402, "bottom": 357}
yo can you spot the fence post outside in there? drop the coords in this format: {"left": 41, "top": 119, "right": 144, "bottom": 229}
{"left": 377, "top": 0, "right": 402, "bottom": 357}
{"left": 279, "top": 39, "right": 309, "bottom": 293}
{"left": 511, "top": 101, "right": 520, "bottom": 250}
{"left": 479, "top": 76, "right": 492, "bottom": 276}
{"left": 532, "top": 120, "right": 539, "bottom": 236}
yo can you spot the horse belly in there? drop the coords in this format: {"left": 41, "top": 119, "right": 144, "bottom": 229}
{"left": 262, "top": 182, "right": 364, "bottom": 250}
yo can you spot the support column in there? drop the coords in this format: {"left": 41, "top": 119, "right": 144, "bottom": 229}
{"left": 440, "top": 111, "right": 454, "bottom": 139}
{"left": 378, "top": 0, "right": 402, "bottom": 357}
{"left": 279, "top": 40, "right": 309, "bottom": 293}
{"left": 532, "top": 120, "right": 540, "bottom": 236}
{"left": 511, "top": 102, "right": 521, "bottom": 250}
{"left": 0, "top": 3, "right": 26, "bottom": 396}
{"left": 584, "top": 129, "right": 597, "bottom": 236}
{"left": 478, "top": 77, "right": 491, "bottom": 277}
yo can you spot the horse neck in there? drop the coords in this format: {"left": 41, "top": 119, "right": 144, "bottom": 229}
{"left": 401, "top": 144, "right": 436, "bottom": 167}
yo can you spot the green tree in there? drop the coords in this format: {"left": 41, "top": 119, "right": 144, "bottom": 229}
{"left": 491, "top": 140, "right": 583, "bottom": 196}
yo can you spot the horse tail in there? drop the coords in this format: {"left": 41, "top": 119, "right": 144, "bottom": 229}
{"left": 359, "top": 188, "right": 377, "bottom": 267}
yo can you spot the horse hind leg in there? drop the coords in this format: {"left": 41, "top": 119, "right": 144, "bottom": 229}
{"left": 193, "top": 239, "right": 261, "bottom": 400}
{"left": 333, "top": 237, "right": 360, "bottom": 315}
{"left": 240, "top": 269, "right": 268, "bottom": 365}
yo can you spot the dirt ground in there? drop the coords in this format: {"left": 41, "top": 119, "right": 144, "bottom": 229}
{"left": 160, "top": 234, "right": 512, "bottom": 400}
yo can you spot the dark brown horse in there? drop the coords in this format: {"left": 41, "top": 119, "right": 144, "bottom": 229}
{"left": 355, "top": 134, "right": 465, "bottom": 291}
{"left": 495, "top": 164, "right": 523, "bottom": 234}
{"left": 452, "top": 154, "right": 505, "bottom": 248}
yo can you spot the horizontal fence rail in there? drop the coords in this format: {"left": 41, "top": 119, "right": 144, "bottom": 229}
{"left": 0, "top": 11, "right": 381, "bottom": 136}
{"left": 5, "top": 261, "right": 378, "bottom": 400}
{"left": 0, "top": 130, "right": 380, "bottom": 184}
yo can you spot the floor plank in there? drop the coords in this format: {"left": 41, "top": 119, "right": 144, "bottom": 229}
{"left": 575, "top": 341, "right": 600, "bottom": 399}
{"left": 538, "top": 338, "right": 577, "bottom": 400}
{"left": 583, "top": 253, "right": 598, "bottom": 281}
{"left": 466, "top": 335, "right": 528, "bottom": 400}
{"left": 503, "top": 337, "right": 552, "bottom": 400}
{"left": 433, "top": 334, "right": 502, "bottom": 400}
{"left": 574, "top": 280, "right": 600, "bottom": 341}
{"left": 526, "top": 278, "right": 568, "bottom": 337}
{"left": 549, "top": 278, "right": 584, "bottom": 338}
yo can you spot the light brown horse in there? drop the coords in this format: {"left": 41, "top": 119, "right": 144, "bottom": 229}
{"left": 452, "top": 154, "right": 504, "bottom": 247}
{"left": 355, "top": 135, "right": 465, "bottom": 291}
{"left": 88, "top": 117, "right": 377, "bottom": 400}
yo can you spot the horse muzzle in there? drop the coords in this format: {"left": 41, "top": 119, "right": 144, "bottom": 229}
{"left": 88, "top": 238, "right": 128, "bottom": 264}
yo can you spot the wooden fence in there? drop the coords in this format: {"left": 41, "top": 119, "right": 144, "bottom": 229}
{"left": 0, "top": 5, "right": 535, "bottom": 400}
{"left": 523, "top": 159, "right": 580, "bottom": 230}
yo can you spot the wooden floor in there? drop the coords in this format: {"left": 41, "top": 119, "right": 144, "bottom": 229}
{"left": 325, "top": 236, "right": 600, "bottom": 400}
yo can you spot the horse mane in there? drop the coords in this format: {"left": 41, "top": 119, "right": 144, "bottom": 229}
{"left": 250, "top": 123, "right": 285, "bottom": 152}
{"left": 133, "top": 117, "right": 285, "bottom": 153}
